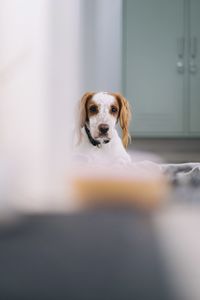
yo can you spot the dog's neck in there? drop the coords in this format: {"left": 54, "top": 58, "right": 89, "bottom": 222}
{"left": 84, "top": 125, "right": 110, "bottom": 148}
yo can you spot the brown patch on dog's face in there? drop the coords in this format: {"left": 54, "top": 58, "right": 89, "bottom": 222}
{"left": 87, "top": 99, "right": 99, "bottom": 118}
{"left": 109, "top": 99, "right": 120, "bottom": 118}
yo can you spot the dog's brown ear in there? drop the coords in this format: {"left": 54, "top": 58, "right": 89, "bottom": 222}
{"left": 76, "top": 92, "right": 94, "bottom": 144}
{"left": 113, "top": 93, "right": 132, "bottom": 148}
{"left": 79, "top": 92, "right": 94, "bottom": 128}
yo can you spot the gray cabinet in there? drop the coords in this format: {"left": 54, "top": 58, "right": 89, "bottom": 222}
{"left": 190, "top": 0, "right": 200, "bottom": 133}
{"left": 123, "top": 0, "right": 200, "bottom": 137}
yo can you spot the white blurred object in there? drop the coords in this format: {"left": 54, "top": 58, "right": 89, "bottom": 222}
{"left": 0, "top": 0, "right": 82, "bottom": 211}
{"left": 0, "top": 152, "right": 18, "bottom": 223}
{"left": 129, "top": 150, "right": 163, "bottom": 164}
{"left": 154, "top": 204, "right": 200, "bottom": 300}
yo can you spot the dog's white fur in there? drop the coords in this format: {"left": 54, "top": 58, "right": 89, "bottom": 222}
{"left": 74, "top": 92, "right": 131, "bottom": 165}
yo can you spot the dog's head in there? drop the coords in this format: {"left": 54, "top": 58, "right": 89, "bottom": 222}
{"left": 78, "top": 92, "right": 131, "bottom": 148}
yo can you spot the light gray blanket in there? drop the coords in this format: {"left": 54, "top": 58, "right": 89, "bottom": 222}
{"left": 161, "top": 163, "right": 200, "bottom": 187}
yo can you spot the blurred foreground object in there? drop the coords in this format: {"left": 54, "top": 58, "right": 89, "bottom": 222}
{"left": 0, "top": 0, "right": 82, "bottom": 211}
{"left": 72, "top": 160, "right": 169, "bottom": 210}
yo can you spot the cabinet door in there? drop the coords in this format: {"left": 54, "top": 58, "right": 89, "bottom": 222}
{"left": 124, "top": 0, "right": 185, "bottom": 136}
{"left": 189, "top": 0, "right": 200, "bottom": 134}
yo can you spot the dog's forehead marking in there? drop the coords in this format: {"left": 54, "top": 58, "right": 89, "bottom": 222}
{"left": 92, "top": 92, "right": 115, "bottom": 106}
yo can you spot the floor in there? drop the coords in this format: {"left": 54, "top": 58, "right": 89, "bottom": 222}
{"left": 129, "top": 138, "right": 200, "bottom": 163}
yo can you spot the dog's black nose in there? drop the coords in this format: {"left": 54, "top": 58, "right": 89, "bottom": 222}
{"left": 98, "top": 124, "right": 109, "bottom": 134}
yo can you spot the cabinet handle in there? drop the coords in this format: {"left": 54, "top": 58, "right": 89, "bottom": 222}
{"left": 189, "top": 37, "right": 198, "bottom": 74}
{"left": 190, "top": 37, "right": 197, "bottom": 58}
{"left": 177, "top": 37, "right": 185, "bottom": 73}
{"left": 177, "top": 37, "right": 185, "bottom": 58}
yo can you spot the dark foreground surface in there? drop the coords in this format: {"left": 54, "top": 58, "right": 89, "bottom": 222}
{"left": 0, "top": 210, "right": 173, "bottom": 300}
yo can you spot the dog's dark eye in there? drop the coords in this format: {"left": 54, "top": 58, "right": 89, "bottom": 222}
{"left": 111, "top": 106, "right": 118, "bottom": 113}
{"left": 89, "top": 105, "right": 97, "bottom": 113}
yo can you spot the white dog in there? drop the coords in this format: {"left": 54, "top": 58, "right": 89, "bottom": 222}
{"left": 74, "top": 92, "right": 132, "bottom": 164}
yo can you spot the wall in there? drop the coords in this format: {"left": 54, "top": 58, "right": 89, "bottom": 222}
{"left": 81, "top": 0, "right": 123, "bottom": 93}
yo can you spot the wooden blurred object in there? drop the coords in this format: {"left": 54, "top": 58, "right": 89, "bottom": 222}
{"left": 72, "top": 163, "right": 169, "bottom": 210}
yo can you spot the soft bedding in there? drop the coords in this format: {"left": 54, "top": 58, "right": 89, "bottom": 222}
{"left": 160, "top": 163, "right": 200, "bottom": 203}
{"left": 161, "top": 163, "right": 200, "bottom": 187}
